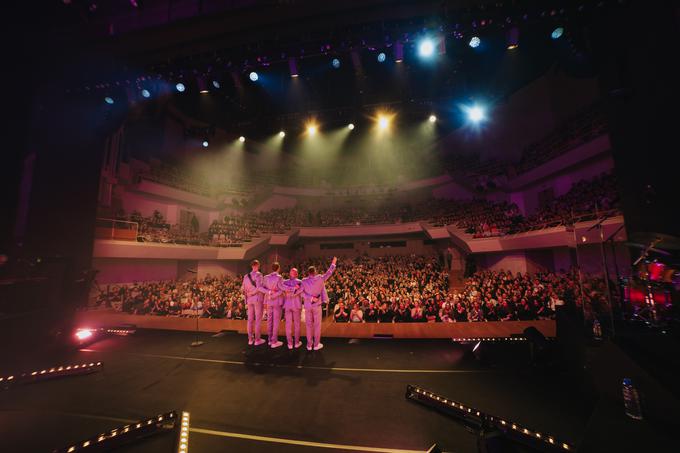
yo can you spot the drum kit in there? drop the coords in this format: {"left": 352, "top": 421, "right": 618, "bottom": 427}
{"left": 624, "top": 233, "right": 680, "bottom": 324}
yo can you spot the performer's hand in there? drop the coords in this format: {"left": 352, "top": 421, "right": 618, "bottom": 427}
{"left": 332, "top": 256, "right": 337, "bottom": 265}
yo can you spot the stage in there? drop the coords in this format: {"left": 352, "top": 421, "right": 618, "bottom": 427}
{"left": 0, "top": 329, "right": 591, "bottom": 453}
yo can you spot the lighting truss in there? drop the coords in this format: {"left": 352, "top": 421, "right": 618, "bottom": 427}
{"left": 405, "top": 385, "right": 574, "bottom": 452}
{"left": 1, "top": 362, "right": 103, "bottom": 390}
{"left": 53, "top": 410, "right": 180, "bottom": 453}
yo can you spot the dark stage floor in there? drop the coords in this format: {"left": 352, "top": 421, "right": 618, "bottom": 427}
{"left": 0, "top": 329, "right": 593, "bottom": 453}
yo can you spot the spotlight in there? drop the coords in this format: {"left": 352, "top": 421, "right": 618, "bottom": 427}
{"left": 506, "top": 27, "right": 519, "bottom": 50}
{"left": 348, "top": 123, "right": 355, "bottom": 130}
{"left": 428, "top": 114, "right": 437, "bottom": 123}
{"left": 465, "top": 105, "right": 486, "bottom": 123}
{"left": 238, "top": 136, "right": 245, "bottom": 143}
{"left": 249, "top": 71, "right": 258, "bottom": 82}
{"left": 278, "top": 131, "right": 285, "bottom": 138}
{"left": 175, "top": 83, "right": 185, "bottom": 92}
{"left": 551, "top": 27, "right": 564, "bottom": 39}
{"left": 377, "top": 52, "right": 386, "bottom": 63}
{"left": 377, "top": 115, "right": 390, "bottom": 130}
{"left": 394, "top": 41, "right": 404, "bottom": 62}
{"left": 141, "top": 89, "right": 150, "bottom": 98}
{"left": 331, "top": 58, "right": 341, "bottom": 69}
{"left": 289, "top": 57, "right": 299, "bottom": 78}
{"left": 418, "top": 38, "right": 435, "bottom": 57}
{"left": 199, "top": 89, "right": 209, "bottom": 94}
{"left": 75, "top": 329, "right": 93, "bottom": 341}
{"left": 307, "top": 124, "right": 318, "bottom": 136}
{"left": 104, "top": 96, "right": 114, "bottom": 104}
{"left": 212, "top": 80, "right": 221, "bottom": 89}
{"left": 469, "top": 36, "right": 481, "bottom": 48}
{"left": 202, "top": 140, "right": 209, "bottom": 148}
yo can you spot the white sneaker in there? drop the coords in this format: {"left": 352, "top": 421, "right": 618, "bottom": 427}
{"left": 248, "top": 338, "right": 254, "bottom": 346}
{"left": 271, "top": 341, "right": 283, "bottom": 349}
{"left": 254, "top": 338, "right": 266, "bottom": 346}
{"left": 313, "top": 343, "right": 324, "bottom": 351}
{"left": 306, "top": 344, "right": 313, "bottom": 351}
{"left": 294, "top": 341, "right": 303, "bottom": 349}
{"left": 287, "top": 343, "right": 293, "bottom": 350}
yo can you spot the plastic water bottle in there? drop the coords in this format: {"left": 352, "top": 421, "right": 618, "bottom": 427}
{"left": 592, "top": 319, "right": 602, "bottom": 339}
{"left": 622, "top": 378, "right": 643, "bottom": 420}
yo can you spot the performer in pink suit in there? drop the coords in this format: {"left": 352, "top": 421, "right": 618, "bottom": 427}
{"left": 241, "top": 259, "right": 266, "bottom": 346}
{"left": 260, "top": 262, "right": 284, "bottom": 348}
{"left": 279, "top": 267, "right": 304, "bottom": 349}
{"left": 300, "top": 257, "right": 337, "bottom": 351}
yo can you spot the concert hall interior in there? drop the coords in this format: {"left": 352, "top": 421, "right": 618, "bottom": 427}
{"left": 1, "top": 1, "right": 678, "bottom": 452}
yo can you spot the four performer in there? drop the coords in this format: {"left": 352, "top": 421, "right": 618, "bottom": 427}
{"left": 243, "top": 256, "right": 337, "bottom": 351}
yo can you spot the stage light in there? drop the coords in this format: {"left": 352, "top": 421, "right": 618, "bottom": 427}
{"left": 202, "top": 141, "right": 209, "bottom": 148}
{"left": 377, "top": 52, "right": 386, "bottom": 63}
{"left": 238, "top": 136, "right": 245, "bottom": 142}
{"left": 469, "top": 36, "right": 481, "bottom": 48}
{"left": 472, "top": 341, "right": 481, "bottom": 352}
{"left": 289, "top": 58, "right": 299, "bottom": 78}
{"left": 332, "top": 58, "right": 341, "bottom": 69}
{"left": 428, "top": 114, "right": 437, "bottom": 123}
{"left": 104, "top": 96, "right": 114, "bottom": 104}
{"left": 377, "top": 115, "right": 390, "bottom": 130}
{"left": 249, "top": 71, "right": 258, "bottom": 82}
{"left": 506, "top": 27, "right": 519, "bottom": 50}
{"left": 278, "top": 131, "right": 285, "bottom": 138}
{"left": 75, "top": 329, "right": 93, "bottom": 341}
{"left": 175, "top": 83, "right": 185, "bottom": 92}
{"left": 141, "top": 89, "right": 150, "bottom": 98}
{"left": 418, "top": 38, "right": 435, "bottom": 58}
{"left": 552, "top": 27, "right": 564, "bottom": 39}
{"left": 348, "top": 123, "right": 355, "bottom": 130}
{"left": 465, "top": 105, "right": 486, "bottom": 123}
{"left": 307, "top": 124, "right": 318, "bottom": 136}
{"left": 394, "top": 41, "right": 404, "bottom": 62}
{"left": 212, "top": 80, "right": 221, "bottom": 89}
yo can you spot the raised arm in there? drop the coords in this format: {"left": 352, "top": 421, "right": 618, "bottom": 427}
{"left": 320, "top": 257, "right": 338, "bottom": 282}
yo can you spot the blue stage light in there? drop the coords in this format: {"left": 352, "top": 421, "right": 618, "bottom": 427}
{"left": 469, "top": 36, "right": 481, "bottom": 48}
{"left": 377, "top": 52, "right": 386, "bottom": 63}
{"left": 104, "top": 96, "right": 114, "bottom": 104}
{"left": 175, "top": 83, "right": 185, "bottom": 92}
{"left": 332, "top": 58, "right": 341, "bottom": 69}
{"left": 212, "top": 80, "right": 221, "bottom": 89}
{"left": 249, "top": 72, "right": 258, "bottom": 82}
{"left": 418, "top": 39, "right": 435, "bottom": 58}
{"left": 141, "top": 89, "right": 150, "bottom": 98}
{"left": 465, "top": 105, "right": 486, "bottom": 123}
{"left": 551, "top": 27, "right": 564, "bottom": 39}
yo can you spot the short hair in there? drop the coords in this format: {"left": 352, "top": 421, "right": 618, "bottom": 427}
{"left": 250, "top": 259, "right": 260, "bottom": 267}
{"left": 307, "top": 265, "right": 316, "bottom": 275}
{"left": 271, "top": 262, "right": 280, "bottom": 272}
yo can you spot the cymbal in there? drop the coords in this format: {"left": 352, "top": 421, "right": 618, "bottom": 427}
{"left": 628, "top": 232, "right": 680, "bottom": 250}
{"left": 625, "top": 242, "right": 672, "bottom": 256}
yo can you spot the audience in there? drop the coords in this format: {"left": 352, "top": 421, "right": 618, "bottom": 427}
{"left": 94, "top": 254, "right": 613, "bottom": 324}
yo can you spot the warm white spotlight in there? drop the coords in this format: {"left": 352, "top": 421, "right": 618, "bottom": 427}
{"left": 278, "top": 131, "right": 285, "bottom": 138}
{"left": 348, "top": 123, "right": 355, "bottom": 130}
{"left": 238, "top": 136, "right": 245, "bottom": 142}
{"left": 307, "top": 125, "right": 318, "bottom": 136}
{"left": 378, "top": 115, "right": 390, "bottom": 130}
{"left": 418, "top": 39, "right": 435, "bottom": 58}
{"left": 429, "top": 114, "right": 437, "bottom": 123}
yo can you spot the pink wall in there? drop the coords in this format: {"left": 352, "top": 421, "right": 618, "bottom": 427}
{"left": 93, "top": 258, "right": 179, "bottom": 283}
{"left": 197, "top": 260, "right": 242, "bottom": 279}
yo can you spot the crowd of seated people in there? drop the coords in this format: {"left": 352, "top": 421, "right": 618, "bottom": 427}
{"left": 515, "top": 173, "right": 620, "bottom": 231}
{"left": 95, "top": 254, "right": 610, "bottom": 324}
{"left": 513, "top": 103, "right": 607, "bottom": 175}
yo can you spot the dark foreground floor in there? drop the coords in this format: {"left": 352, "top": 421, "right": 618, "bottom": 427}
{"left": 0, "top": 329, "right": 593, "bottom": 453}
